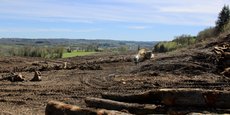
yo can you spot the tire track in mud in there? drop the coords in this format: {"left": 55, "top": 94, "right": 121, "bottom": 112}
{"left": 79, "top": 73, "right": 154, "bottom": 95}
{"left": 77, "top": 60, "right": 148, "bottom": 95}
{"left": 79, "top": 72, "right": 116, "bottom": 90}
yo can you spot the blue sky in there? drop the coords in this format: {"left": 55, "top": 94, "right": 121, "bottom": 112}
{"left": 0, "top": 0, "right": 229, "bottom": 41}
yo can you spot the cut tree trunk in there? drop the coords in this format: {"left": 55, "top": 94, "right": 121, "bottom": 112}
{"left": 45, "top": 100, "right": 131, "bottom": 115}
{"left": 102, "top": 88, "right": 230, "bottom": 108}
{"left": 85, "top": 97, "right": 165, "bottom": 114}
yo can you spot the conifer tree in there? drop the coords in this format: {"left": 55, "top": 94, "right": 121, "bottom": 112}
{"left": 216, "top": 5, "right": 230, "bottom": 33}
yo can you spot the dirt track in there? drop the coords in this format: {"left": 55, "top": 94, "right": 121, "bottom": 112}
{"left": 0, "top": 46, "right": 230, "bottom": 114}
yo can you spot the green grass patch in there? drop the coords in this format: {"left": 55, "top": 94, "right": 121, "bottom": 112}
{"left": 62, "top": 50, "right": 96, "bottom": 58}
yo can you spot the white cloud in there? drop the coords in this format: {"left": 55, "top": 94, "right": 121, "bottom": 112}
{"left": 127, "top": 26, "right": 148, "bottom": 30}
{"left": 0, "top": 0, "right": 229, "bottom": 26}
{"left": 0, "top": 28, "right": 101, "bottom": 33}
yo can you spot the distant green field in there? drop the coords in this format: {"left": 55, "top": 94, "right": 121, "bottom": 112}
{"left": 62, "top": 50, "right": 96, "bottom": 58}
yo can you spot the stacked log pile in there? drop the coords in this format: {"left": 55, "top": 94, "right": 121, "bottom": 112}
{"left": 213, "top": 43, "right": 230, "bottom": 77}
{"left": 46, "top": 89, "right": 230, "bottom": 115}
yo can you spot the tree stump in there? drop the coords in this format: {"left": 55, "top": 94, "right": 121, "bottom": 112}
{"left": 31, "top": 71, "right": 42, "bottom": 81}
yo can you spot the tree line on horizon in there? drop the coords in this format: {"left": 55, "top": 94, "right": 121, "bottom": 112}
{"left": 7, "top": 46, "right": 64, "bottom": 59}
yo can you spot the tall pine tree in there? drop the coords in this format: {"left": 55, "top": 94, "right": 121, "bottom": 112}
{"left": 216, "top": 5, "right": 230, "bottom": 33}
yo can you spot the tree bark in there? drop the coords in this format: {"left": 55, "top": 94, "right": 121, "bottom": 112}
{"left": 85, "top": 97, "right": 165, "bottom": 114}
{"left": 45, "top": 100, "right": 131, "bottom": 115}
{"left": 102, "top": 88, "right": 230, "bottom": 108}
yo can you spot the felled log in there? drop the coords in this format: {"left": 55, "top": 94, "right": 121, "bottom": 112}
{"left": 102, "top": 89, "right": 230, "bottom": 108}
{"left": 102, "top": 91, "right": 153, "bottom": 104}
{"left": 85, "top": 97, "right": 165, "bottom": 114}
{"left": 45, "top": 100, "right": 131, "bottom": 115}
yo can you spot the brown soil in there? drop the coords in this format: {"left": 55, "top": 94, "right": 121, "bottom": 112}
{"left": 0, "top": 35, "right": 230, "bottom": 114}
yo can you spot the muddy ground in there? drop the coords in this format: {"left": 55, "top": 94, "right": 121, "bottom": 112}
{"left": 0, "top": 37, "right": 230, "bottom": 114}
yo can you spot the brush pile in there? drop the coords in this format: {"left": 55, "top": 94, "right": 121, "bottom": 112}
{"left": 213, "top": 43, "right": 230, "bottom": 77}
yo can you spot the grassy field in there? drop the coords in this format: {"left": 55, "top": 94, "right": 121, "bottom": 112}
{"left": 62, "top": 50, "right": 96, "bottom": 58}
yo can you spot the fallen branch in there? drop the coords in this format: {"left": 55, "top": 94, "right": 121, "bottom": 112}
{"left": 85, "top": 97, "right": 165, "bottom": 114}
{"left": 102, "top": 88, "right": 230, "bottom": 108}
